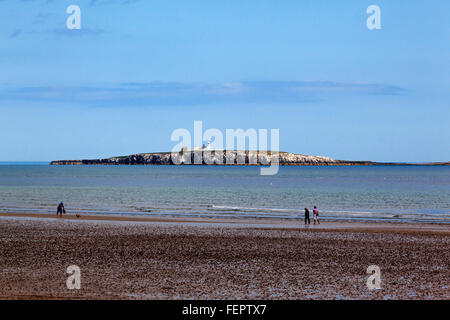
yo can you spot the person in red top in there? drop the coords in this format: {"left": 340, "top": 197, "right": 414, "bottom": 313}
{"left": 313, "top": 206, "right": 320, "bottom": 225}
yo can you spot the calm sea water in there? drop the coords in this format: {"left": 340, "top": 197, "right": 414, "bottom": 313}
{"left": 0, "top": 165, "right": 449, "bottom": 223}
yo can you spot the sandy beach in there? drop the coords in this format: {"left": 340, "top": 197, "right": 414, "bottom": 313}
{"left": 0, "top": 212, "right": 448, "bottom": 300}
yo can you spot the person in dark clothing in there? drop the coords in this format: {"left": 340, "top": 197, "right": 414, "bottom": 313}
{"left": 57, "top": 202, "right": 66, "bottom": 217}
{"left": 304, "top": 207, "right": 310, "bottom": 225}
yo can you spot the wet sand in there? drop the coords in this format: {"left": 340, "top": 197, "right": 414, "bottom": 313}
{"left": 0, "top": 213, "right": 449, "bottom": 300}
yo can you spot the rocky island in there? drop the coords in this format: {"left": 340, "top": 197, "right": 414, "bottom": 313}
{"left": 50, "top": 151, "right": 449, "bottom": 166}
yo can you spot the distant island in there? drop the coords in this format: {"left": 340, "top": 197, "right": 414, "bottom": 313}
{"left": 50, "top": 151, "right": 449, "bottom": 166}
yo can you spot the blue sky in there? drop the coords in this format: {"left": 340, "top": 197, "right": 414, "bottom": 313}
{"left": 0, "top": 0, "right": 448, "bottom": 162}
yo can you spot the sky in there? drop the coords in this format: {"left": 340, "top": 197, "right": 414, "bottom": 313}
{"left": 0, "top": 0, "right": 449, "bottom": 162}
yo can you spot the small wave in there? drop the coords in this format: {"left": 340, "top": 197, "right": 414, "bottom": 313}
{"left": 209, "top": 205, "right": 300, "bottom": 213}
{"left": 1, "top": 204, "right": 450, "bottom": 224}
{"left": 206, "top": 205, "right": 450, "bottom": 222}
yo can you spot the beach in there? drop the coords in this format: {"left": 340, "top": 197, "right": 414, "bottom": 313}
{"left": 0, "top": 213, "right": 448, "bottom": 300}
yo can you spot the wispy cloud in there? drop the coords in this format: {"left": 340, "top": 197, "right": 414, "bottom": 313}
{"left": 0, "top": 81, "right": 405, "bottom": 107}
{"left": 8, "top": 29, "right": 23, "bottom": 38}
{"left": 31, "top": 12, "right": 53, "bottom": 25}
{"left": 48, "top": 27, "right": 106, "bottom": 36}
{"left": 6, "top": 27, "right": 106, "bottom": 39}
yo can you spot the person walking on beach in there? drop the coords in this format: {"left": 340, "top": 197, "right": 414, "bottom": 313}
{"left": 304, "top": 208, "right": 310, "bottom": 225}
{"left": 56, "top": 202, "right": 66, "bottom": 217}
{"left": 313, "top": 205, "right": 320, "bottom": 225}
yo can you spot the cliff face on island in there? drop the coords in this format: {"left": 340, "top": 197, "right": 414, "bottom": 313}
{"left": 51, "top": 151, "right": 339, "bottom": 166}
{"left": 50, "top": 151, "right": 448, "bottom": 166}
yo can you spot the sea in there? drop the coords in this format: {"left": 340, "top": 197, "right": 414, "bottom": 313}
{"left": 0, "top": 164, "right": 449, "bottom": 224}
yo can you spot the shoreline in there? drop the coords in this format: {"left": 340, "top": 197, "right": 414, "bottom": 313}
{"left": 1, "top": 212, "right": 449, "bottom": 235}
